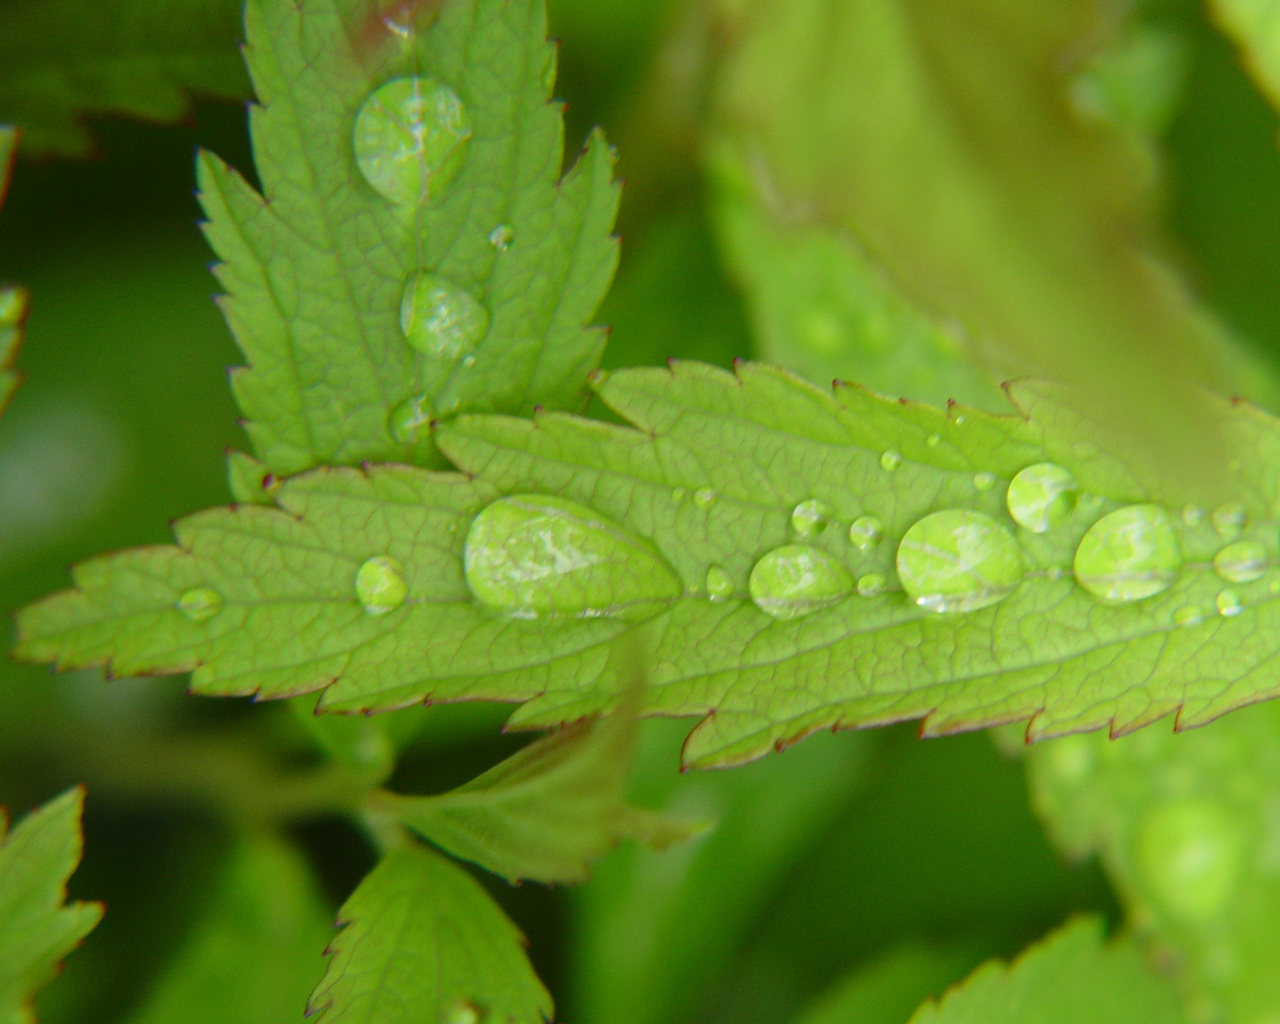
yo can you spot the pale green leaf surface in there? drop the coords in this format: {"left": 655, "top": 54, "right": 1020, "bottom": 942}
{"left": 791, "top": 944, "right": 977, "bottom": 1024}
{"left": 1022, "top": 703, "right": 1280, "bottom": 1023}
{"left": 905, "top": 917, "right": 1185, "bottom": 1024}
{"left": 308, "top": 844, "right": 551, "bottom": 1024}
{"left": 374, "top": 683, "right": 703, "bottom": 884}
{"left": 0, "top": 0, "right": 247, "bottom": 157}
{"left": 1212, "top": 0, "right": 1280, "bottom": 111}
{"left": 0, "top": 788, "right": 102, "bottom": 1024}
{"left": 19, "top": 361, "right": 1280, "bottom": 769}
{"left": 126, "top": 837, "right": 331, "bottom": 1024}
{"left": 202, "top": 0, "right": 619, "bottom": 476}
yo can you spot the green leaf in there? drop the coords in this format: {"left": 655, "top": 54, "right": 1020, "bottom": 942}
{"left": 374, "top": 680, "right": 703, "bottom": 884}
{"left": 1212, "top": 0, "right": 1280, "bottom": 112}
{"left": 0, "top": 787, "right": 102, "bottom": 1024}
{"left": 201, "top": 0, "right": 619, "bottom": 476}
{"left": 308, "top": 844, "right": 551, "bottom": 1024}
{"left": 0, "top": 0, "right": 247, "bottom": 157}
{"left": 904, "top": 917, "right": 1185, "bottom": 1024}
{"left": 1021, "top": 702, "right": 1280, "bottom": 1022}
{"left": 791, "top": 944, "right": 977, "bottom": 1024}
{"left": 0, "top": 126, "right": 22, "bottom": 419}
{"left": 125, "top": 836, "right": 331, "bottom": 1024}
{"left": 20, "top": 360, "right": 1280, "bottom": 768}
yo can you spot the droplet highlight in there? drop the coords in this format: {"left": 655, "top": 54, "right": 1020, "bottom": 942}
{"left": 177, "top": 587, "right": 223, "bottom": 622}
{"left": 1006, "top": 463, "right": 1078, "bottom": 534}
{"left": 791, "top": 498, "right": 829, "bottom": 537}
{"left": 463, "top": 495, "right": 681, "bottom": 620}
{"left": 355, "top": 556, "right": 409, "bottom": 615}
{"left": 896, "top": 510, "right": 1024, "bottom": 613}
{"left": 353, "top": 77, "right": 472, "bottom": 204}
{"left": 1073, "top": 504, "right": 1181, "bottom": 604}
{"left": 705, "top": 565, "right": 734, "bottom": 602}
{"left": 1213, "top": 540, "right": 1267, "bottom": 584}
{"left": 400, "top": 273, "right": 489, "bottom": 360}
{"left": 489, "top": 224, "right": 514, "bottom": 251}
{"left": 880, "top": 450, "right": 903, "bottom": 473}
{"left": 749, "top": 545, "right": 852, "bottom": 620}
{"left": 848, "top": 515, "right": 883, "bottom": 552}
{"left": 1212, "top": 502, "right": 1248, "bottom": 539}
{"left": 389, "top": 393, "right": 432, "bottom": 445}
{"left": 1216, "top": 590, "right": 1244, "bottom": 618}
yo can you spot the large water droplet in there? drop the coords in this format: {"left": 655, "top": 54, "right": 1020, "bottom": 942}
{"left": 1214, "top": 540, "right": 1267, "bottom": 584}
{"left": 705, "top": 565, "right": 734, "bottom": 602}
{"left": 1137, "top": 800, "right": 1246, "bottom": 921}
{"left": 749, "top": 545, "right": 852, "bottom": 620}
{"left": 880, "top": 450, "right": 903, "bottom": 473}
{"left": 389, "top": 393, "right": 432, "bottom": 444}
{"left": 356, "top": 556, "right": 408, "bottom": 615}
{"left": 464, "top": 495, "right": 681, "bottom": 620}
{"left": 353, "top": 77, "right": 472, "bottom": 204}
{"left": 1212, "top": 502, "right": 1248, "bottom": 539}
{"left": 489, "top": 224, "right": 514, "bottom": 251}
{"left": 1006, "top": 463, "right": 1078, "bottom": 533}
{"left": 1216, "top": 590, "right": 1244, "bottom": 618}
{"left": 1073, "top": 505, "right": 1181, "bottom": 604}
{"left": 848, "top": 515, "right": 883, "bottom": 552}
{"left": 400, "top": 273, "right": 489, "bottom": 360}
{"left": 694, "top": 488, "right": 718, "bottom": 510}
{"left": 177, "top": 587, "right": 223, "bottom": 622}
{"left": 791, "top": 498, "right": 829, "bottom": 537}
{"left": 896, "top": 510, "right": 1024, "bottom": 613}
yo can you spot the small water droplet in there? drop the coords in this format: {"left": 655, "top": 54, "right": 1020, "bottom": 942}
{"left": 1216, "top": 589, "right": 1244, "bottom": 617}
{"left": 973, "top": 472, "right": 997, "bottom": 492}
{"left": 441, "top": 999, "right": 483, "bottom": 1024}
{"left": 1073, "top": 504, "right": 1181, "bottom": 604}
{"left": 1006, "top": 463, "right": 1078, "bottom": 533}
{"left": 177, "top": 587, "right": 223, "bottom": 622}
{"left": 926, "top": 433, "right": 942, "bottom": 449}
{"left": 672, "top": 487, "right": 687, "bottom": 502}
{"left": 1213, "top": 540, "right": 1267, "bottom": 584}
{"left": 353, "top": 77, "right": 472, "bottom": 205}
{"left": 1045, "top": 566, "right": 1069, "bottom": 581}
{"left": 1212, "top": 502, "right": 1248, "bottom": 539}
{"left": 857, "top": 573, "right": 885, "bottom": 597}
{"left": 896, "top": 509, "right": 1024, "bottom": 613}
{"left": 1137, "top": 800, "right": 1246, "bottom": 921}
{"left": 954, "top": 414, "right": 967, "bottom": 425}
{"left": 1182, "top": 505, "right": 1205, "bottom": 527}
{"left": 1174, "top": 606, "right": 1204, "bottom": 628}
{"left": 489, "top": 223, "right": 514, "bottom": 251}
{"left": 355, "top": 556, "right": 408, "bottom": 615}
{"left": 880, "top": 450, "right": 903, "bottom": 473}
{"left": 389, "top": 393, "right": 433, "bottom": 444}
{"left": 791, "top": 498, "right": 830, "bottom": 537}
{"left": 461, "top": 354, "right": 477, "bottom": 368}
{"left": 848, "top": 515, "right": 884, "bottom": 552}
{"left": 0, "top": 285, "right": 28, "bottom": 326}
{"left": 749, "top": 545, "right": 852, "bottom": 620}
{"left": 705, "top": 565, "right": 734, "bottom": 602}
{"left": 400, "top": 273, "right": 489, "bottom": 360}
{"left": 464, "top": 495, "right": 681, "bottom": 620}
{"left": 694, "top": 488, "right": 718, "bottom": 510}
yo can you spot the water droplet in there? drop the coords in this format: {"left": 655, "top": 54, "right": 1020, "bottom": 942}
{"left": 791, "top": 498, "right": 830, "bottom": 537}
{"left": 896, "top": 509, "right": 1024, "bottom": 613}
{"left": 694, "top": 488, "right": 718, "bottom": 510}
{"left": 1006, "top": 463, "right": 1078, "bottom": 533}
{"left": 880, "top": 450, "right": 903, "bottom": 473}
{"left": 463, "top": 495, "right": 681, "bottom": 620}
{"left": 489, "top": 224, "right": 514, "bottom": 251}
{"left": 441, "top": 999, "right": 483, "bottom": 1024}
{"left": 672, "top": 487, "right": 687, "bottom": 502}
{"left": 1174, "top": 606, "right": 1204, "bottom": 628}
{"left": 0, "top": 285, "right": 27, "bottom": 326}
{"left": 926, "top": 433, "right": 942, "bottom": 449}
{"left": 389, "top": 394, "right": 432, "bottom": 444}
{"left": 705, "top": 565, "right": 734, "bottom": 602}
{"left": 1214, "top": 540, "right": 1267, "bottom": 584}
{"left": 749, "top": 545, "right": 852, "bottom": 620}
{"left": 954, "top": 414, "right": 967, "bottom": 426}
{"left": 355, "top": 556, "right": 408, "bottom": 615}
{"left": 177, "top": 587, "right": 223, "bottom": 622}
{"left": 400, "top": 273, "right": 489, "bottom": 360}
{"left": 1212, "top": 502, "right": 1248, "bottom": 539}
{"left": 1073, "top": 504, "right": 1181, "bottom": 604}
{"left": 1216, "top": 590, "right": 1244, "bottom": 617}
{"left": 857, "top": 573, "right": 885, "bottom": 597}
{"left": 1137, "top": 799, "right": 1246, "bottom": 921}
{"left": 848, "top": 515, "right": 883, "bottom": 552}
{"left": 973, "top": 472, "right": 997, "bottom": 492}
{"left": 353, "top": 77, "right": 472, "bottom": 205}
{"left": 1182, "top": 505, "right": 1205, "bottom": 527}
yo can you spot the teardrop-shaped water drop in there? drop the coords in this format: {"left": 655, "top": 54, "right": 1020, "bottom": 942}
{"left": 694, "top": 487, "right": 718, "bottom": 510}
{"left": 464, "top": 495, "right": 681, "bottom": 620}
{"left": 1216, "top": 589, "right": 1244, "bottom": 617}
{"left": 489, "top": 224, "right": 514, "bottom": 251}
{"left": 896, "top": 509, "right": 1024, "bottom": 613}
{"left": 177, "top": 587, "right": 223, "bottom": 622}
{"left": 749, "top": 545, "right": 852, "bottom": 620}
{"left": 355, "top": 556, "right": 408, "bottom": 615}
{"left": 389, "top": 393, "right": 433, "bottom": 445}
{"left": 705, "top": 565, "right": 734, "bottom": 602}
{"left": 857, "top": 573, "right": 885, "bottom": 597}
{"left": 791, "top": 498, "right": 829, "bottom": 538}
{"left": 1213, "top": 540, "right": 1267, "bottom": 584}
{"left": 1073, "top": 504, "right": 1181, "bottom": 604}
{"left": 880, "top": 450, "right": 903, "bottom": 473}
{"left": 353, "top": 77, "right": 472, "bottom": 204}
{"left": 400, "top": 273, "right": 489, "bottom": 360}
{"left": 1006, "top": 463, "right": 1078, "bottom": 533}
{"left": 848, "top": 515, "right": 883, "bottom": 552}
{"left": 1212, "top": 502, "right": 1248, "bottom": 539}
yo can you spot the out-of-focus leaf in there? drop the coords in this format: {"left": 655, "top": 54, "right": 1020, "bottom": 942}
{"left": 0, "top": 126, "right": 21, "bottom": 419}
{"left": 125, "top": 836, "right": 330, "bottom": 1024}
{"left": 0, "top": 787, "right": 102, "bottom": 1024}
{"left": 791, "top": 944, "right": 977, "bottom": 1024}
{"left": 308, "top": 844, "right": 551, "bottom": 1024}
{"left": 1212, "top": 0, "right": 1280, "bottom": 109}
{"left": 0, "top": 0, "right": 247, "bottom": 158}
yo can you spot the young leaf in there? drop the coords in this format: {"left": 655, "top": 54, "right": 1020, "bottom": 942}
{"left": 373, "top": 682, "right": 703, "bottom": 884}
{"left": 1022, "top": 703, "right": 1280, "bottom": 1023}
{"left": 125, "top": 837, "right": 331, "bottom": 1024}
{"left": 791, "top": 944, "right": 977, "bottom": 1024}
{"left": 307, "top": 844, "right": 551, "bottom": 1024}
{"left": 20, "top": 360, "right": 1280, "bottom": 768}
{"left": 201, "top": 0, "right": 619, "bottom": 476}
{"left": 905, "top": 917, "right": 1185, "bottom": 1024}
{"left": 0, "top": 126, "right": 22, "bottom": 418}
{"left": 0, "top": 788, "right": 103, "bottom": 1022}
{"left": 0, "top": 0, "right": 248, "bottom": 157}
{"left": 1212, "top": 0, "right": 1280, "bottom": 112}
